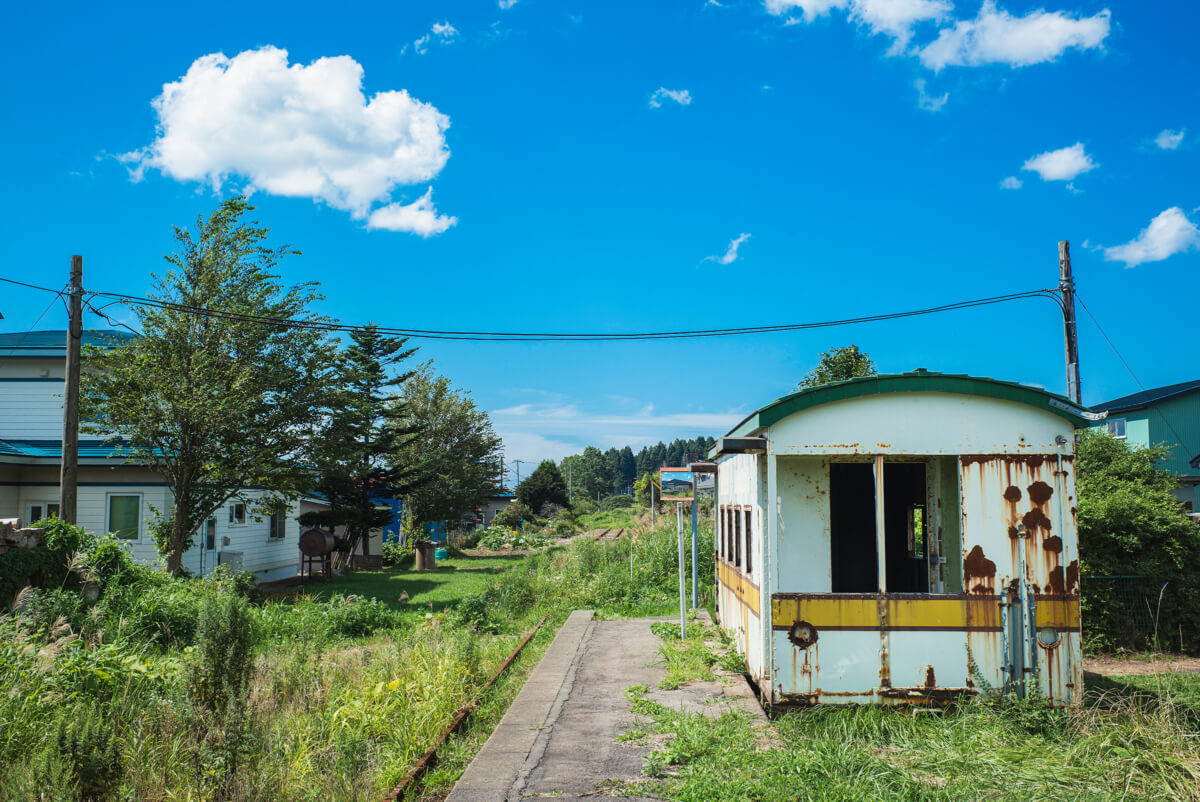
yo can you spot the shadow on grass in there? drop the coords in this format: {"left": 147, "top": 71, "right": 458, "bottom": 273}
{"left": 1084, "top": 671, "right": 1200, "bottom": 725}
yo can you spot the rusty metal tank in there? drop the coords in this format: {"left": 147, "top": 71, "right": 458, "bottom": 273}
{"left": 299, "top": 528, "right": 335, "bottom": 557}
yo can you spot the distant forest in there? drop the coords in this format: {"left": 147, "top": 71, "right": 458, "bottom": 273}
{"left": 557, "top": 436, "right": 716, "bottom": 498}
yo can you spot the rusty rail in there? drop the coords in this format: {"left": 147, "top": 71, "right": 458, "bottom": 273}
{"left": 382, "top": 614, "right": 550, "bottom": 802}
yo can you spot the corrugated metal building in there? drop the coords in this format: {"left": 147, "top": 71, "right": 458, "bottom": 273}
{"left": 709, "top": 371, "right": 1087, "bottom": 706}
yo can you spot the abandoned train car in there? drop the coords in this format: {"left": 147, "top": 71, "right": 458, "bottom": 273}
{"left": 709, "top": 371, "right": 1088, "bottom": 706}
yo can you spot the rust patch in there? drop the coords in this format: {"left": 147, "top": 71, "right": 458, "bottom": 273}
{"left": 961, "top": 454, "right": 1046, "bottom": 467}
{"left": 1043, "top": 536, "right": 1063, "bottom": 553}
{"left": 788, "top": 620, "right": 817, "bottom": 649}
{"left": 1047, "top": 565, "right": 1065, "bottom": 594}
{"left": 963, "top": 545, "right": 996, "bottom": 594}
{"left": 1004, "top": 485, "right": 1023, "bottom": 502}
{"left": 1022, "top": 509, "right": 1053, "bottom": 532}
{"left": 1065, "top": 560, "right": 1079, "bottom": 593}
{"left": 1028, "top": 481, "right": 1054, "bottom": 505}
{"left": 924, "top": 665, "right": 936, "bottom": 689}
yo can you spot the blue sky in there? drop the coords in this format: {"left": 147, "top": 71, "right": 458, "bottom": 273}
{"left": 1, "top": 1, "right": 1197, "bottom": 475}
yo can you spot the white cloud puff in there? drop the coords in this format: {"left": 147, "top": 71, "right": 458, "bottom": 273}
{"left": 1104, "top": 207, "right": 1200, "bottom": 267}
{"left": 1021, "top": 142, "right": 1097, "bottom": 182}
{"left": 122, "top": 46, "right": 454, "bottom": 232}
{"left": 707, "top": 233, "right": 751, "bottom": 264}
{"left": 1154, "top": 128, "right": 1185, "bottom": 150}
{"left": 768, "top": 0, "right": 950, "bottom": 50}
{"left": 366, "top": 187, "right": 458, "bottom": 237}
{"left": 649, "top": 87, "right": 692, "bottom": 108}
{"left": 915, "top": 78, "right": 948, "bottom": 111}
{"left": 1000, "top": 176, "right": 1023, "bottom": 190}
{"left": 919, "top": 1, "right": 1110, "bottom": 70}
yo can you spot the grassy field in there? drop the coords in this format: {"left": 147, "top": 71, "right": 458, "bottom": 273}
{"left": 619, "top": 622, "right": 1200, "bottom": 801}
{"left": 302, "top": 555, "right": 526, "bottom": 615}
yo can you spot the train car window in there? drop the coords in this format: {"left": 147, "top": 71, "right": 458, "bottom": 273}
{"left": 734, "top": 507, "right": 742, "bottom": 568}
{"left": 743, "top": 509, "right": 753, "bottom": 575}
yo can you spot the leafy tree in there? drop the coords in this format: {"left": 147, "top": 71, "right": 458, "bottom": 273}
{"left": 1076, "top": 430, "right": 1200, "bottom": 652}
{"left": 517, "top": 460, "right": 570, "bottom": 514}
{"left": 300, "top": 326, "right": 419, "bottom": 560}
{"left": 798, "top": 344, "right": 876, "bottom": 389}
{"left": 617, "top": 446, "right": 637, "bottom": 492}
{"left": 635, "top": 472, "right": 654, "bottom": 506}
{"left": 560, "top": 446, "right": 614, "bottom": 502}
{"left": 394, "top": 363, "right": 504, "bottom": 532}
{"left": 82, "top": 198, "right": 331, "bottom": 575}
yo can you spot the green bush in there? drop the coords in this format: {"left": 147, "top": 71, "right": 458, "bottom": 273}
{"left": 381, "top": 542, "right": 414, "bottom": 567}
{"left": 187, "top": 592, "right": 260, "bottom": 714}
{"left": 321, "top": 594, "right": 405, "bottom": 638}
{"left": 491, "top": 501, "right": 531, "bottom": 529}
{"left": 53, "top": 703, "right": 124, "bottom": 799}
{"left": 601, "top": 494, "right": 634, "bottom": 510}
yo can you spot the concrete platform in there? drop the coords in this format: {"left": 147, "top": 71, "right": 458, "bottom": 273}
{"left": 447, "top": 610, "right": 766, "bottom": 802}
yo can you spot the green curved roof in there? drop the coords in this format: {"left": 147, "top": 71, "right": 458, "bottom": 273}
{"left": 726, "top": 370, "right": 1091, "bottom": 438}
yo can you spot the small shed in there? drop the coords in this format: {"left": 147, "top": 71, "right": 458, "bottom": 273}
{"left": 709, "top": 371, "right": 1088, "bottom": 706}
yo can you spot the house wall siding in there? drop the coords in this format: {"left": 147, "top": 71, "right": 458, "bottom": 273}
{"left": 0, "top": 378, "right": 65, "bottom": 439}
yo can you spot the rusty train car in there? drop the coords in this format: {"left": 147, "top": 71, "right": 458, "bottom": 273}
{"left": 709, "top": 371, "right": 1089, "bottom": 706}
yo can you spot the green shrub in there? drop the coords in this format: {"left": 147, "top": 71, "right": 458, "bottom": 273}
{"left": 601, "top": 494, "right": 634, "bottom": 510}
{"left": 381, "top": 542, "right": 414, "bottom": 568}
{"left": 322, "top": 594, "right": 405, "bottom": 638}
{"left": 187, "top": 592, "right": 259, "bottom": 714}
{"left": 52, "top": 703, "right": 124, "bottom": 799}
{"left": 491, "top": 502, "right": 531, "bottom": 529}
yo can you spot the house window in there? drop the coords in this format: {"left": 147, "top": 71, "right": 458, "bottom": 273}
{"left": 29, "top": 503, "right": 60, "bottom": 523}
{"left": 743, "top": 509, "right": 753, "bottom": 576}
{"left": 107, "top": 494, "right": 142, "bottom": 540}
{"left": 228, "top": 502, "right": 247, "bottom": 526}
{"left": 205, "top": 517, "right": 217, "bottom": 550}
{"left": 268, "top": 511, "right": 287, "bottom": 540}
{"left": 1107, "top": 417, "right": 1127, "bottom": 438}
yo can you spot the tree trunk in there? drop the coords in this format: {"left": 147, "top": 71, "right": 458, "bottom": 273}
{"left": 167, "top": 501, "right": 189, "bottom": 576}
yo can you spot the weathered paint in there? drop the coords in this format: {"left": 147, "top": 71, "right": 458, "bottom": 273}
{"left": 715, "top": 378, "right": 1084, "bottom": 707}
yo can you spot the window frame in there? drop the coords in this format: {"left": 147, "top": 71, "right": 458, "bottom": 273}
{"left": 268, "top": 511, "right": 287, "bottom": 541}
{"left": 228, "top": 502, "right": 247, "bottom": 527}
{"left": 1107, "top": 417, "right": 1127, "bottom": 439}
{"left": 204, "top": 517, "right": 217, "bottom": 551}
{"left": 733, "top": 506, "right": 742, "bottom": 569}
{"left": 106, "top": 492, "right": 144, "bottom": 542}
{"left": 743, "top": 508, "right": 753, "bottom": 576}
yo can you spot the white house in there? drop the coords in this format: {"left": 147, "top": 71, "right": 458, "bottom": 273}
{"left": 0, "top": 330, "right": 305, "bottom": 583}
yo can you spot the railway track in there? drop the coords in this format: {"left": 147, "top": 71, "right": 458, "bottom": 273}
{"left": 592, "top": 527, "right": 626, "bottom": 541}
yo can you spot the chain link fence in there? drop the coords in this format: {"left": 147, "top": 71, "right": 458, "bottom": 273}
{"left": 1082, "top": 575, "right": 1175, "bottom": 651}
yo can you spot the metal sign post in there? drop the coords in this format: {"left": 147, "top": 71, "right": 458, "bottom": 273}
{"left": 676, "top": 501, "right": 686, "bottom": 638}
{"left": 690, "top": 498, "right": 698, "bottom": 609}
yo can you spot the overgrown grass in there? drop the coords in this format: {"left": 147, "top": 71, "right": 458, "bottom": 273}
{"left": 651, "top": 618, "right": 721, "bottom": 690}
{"left": 0, "top": 515, "right": 714, "bottom": 800}
{"left": 621, "top": 674, "right": 1200, "bottom": 801}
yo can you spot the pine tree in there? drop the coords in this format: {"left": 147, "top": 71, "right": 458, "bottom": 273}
{"left": 301, "top": 325, "right": 420, "bottom": 559}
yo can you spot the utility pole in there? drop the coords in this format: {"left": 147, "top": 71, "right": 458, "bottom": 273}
{"left": 1059, "top": 240, "right": 1082, "bottom": 405}
{"left": 513, "top": 459, "right": 525, "bottom": 488}
{"left": 568, "top": 462, "right": 573, "bottom": 503}
{"left": 60, "top": 255, "right": 83, "bottom": 524}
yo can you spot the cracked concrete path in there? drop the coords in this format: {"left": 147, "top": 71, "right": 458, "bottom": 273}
{"left": 447, "top": 610, "right": 764, "bottom": 802}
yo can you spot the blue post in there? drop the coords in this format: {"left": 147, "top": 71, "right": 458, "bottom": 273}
{"left": 690, "top": 499, "right": 698, "bottom": 609}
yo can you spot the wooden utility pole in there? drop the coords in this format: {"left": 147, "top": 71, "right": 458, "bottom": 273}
{"left": 1059, "top": 241, "right": 1081, "bottom": 404}
{"left": 60, "top": 255, "right": 83, "bottom": 524}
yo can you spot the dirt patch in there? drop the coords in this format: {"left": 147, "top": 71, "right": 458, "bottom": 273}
{"left": 1083, "top": 655, "right": 1200, "bottom": 676}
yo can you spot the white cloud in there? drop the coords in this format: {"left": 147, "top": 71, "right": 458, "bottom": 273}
{"left": 707, "top": 233, "right": 751, "bottom": 264}
{"left": 122, "top": 46, "right": 453, "bottom": 231}
{"left": 1021, "top": 142, "right": 1097, "bottom": 182}
{"left": 1103, "top": 207, "right": 1200, "bottom": 268}
{"left": 649, "top": 87, "right": 692, "bottom": 108}
{"left": 1154, "top": 128, "right": 1186, "bottom": 151}
{"left": 915, "top": 78, "right": 948, "bottom": 111}
{"left": 407, "top": 21, "right": 459, "bottom": 54}
{"left": 492, "top": 400, "right": 745, "bottom": 469}
{"left": 1000, "top": 175, "right": 1022, "bottom": 190}
{"left": 366, "top": 187, "right": 458, "bottom": 236}
{"left": 768, "top": 0, "right": 950, "bottom": 50}
{"left": 919, "top": 1, "right": 1110, "bottom": 70}
{"left": 498, "top": 0, "right": 519, "bottom": 8}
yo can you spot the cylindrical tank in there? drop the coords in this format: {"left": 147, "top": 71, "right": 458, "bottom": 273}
{"left": 299, "top": 528, "right": 335, "bottom": 557}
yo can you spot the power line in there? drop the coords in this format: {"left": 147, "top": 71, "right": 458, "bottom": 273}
{"left": 1077, "top": 292, "right": 1194, "bottom": 458}
{"left": 1, "top": 275, "right": 1062, "bottom": 343}
{"left": 0, "top": 284, "right": 69, "bottom": 361}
